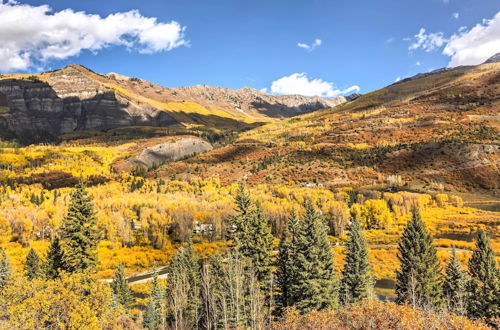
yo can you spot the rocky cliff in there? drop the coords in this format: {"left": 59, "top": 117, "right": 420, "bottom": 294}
{"left": 0, "top": 66, "right": 177, "bottom": 137}
{"left": 0, "top": 65, "right": 348, "bottom": 138}
{"left": 125, "top": 137, "right": 213, "bottom": 169}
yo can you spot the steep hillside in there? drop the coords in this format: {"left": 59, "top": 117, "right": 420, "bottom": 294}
{"left": 154, "top": 61, "right": 500, "bottom": 193}
{"left": 0, "top": 65, "right": 345, "bottom": 140}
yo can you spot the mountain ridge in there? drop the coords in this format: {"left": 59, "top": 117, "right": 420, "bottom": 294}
{"left": 0, "top": 64, "right": 349, "bottom": 140}
{"left": 158, "top": 60, "right": 500, "bottom": 192}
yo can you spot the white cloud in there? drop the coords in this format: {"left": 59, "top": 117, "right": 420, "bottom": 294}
{"left": 407, "top": 11, "right": 500, "bottom": 67}
{"left": 395, "top": 76, "right": 401, "bottom": 82}
{"left": 409, "top": 28, "right": 447, "bottom": 52}
{"left": 443, "top": 11, "right": 500, "bottom": 66}
{"left": 0, "top": 1, "right": 186, "bottom": 72}
{"left": 259, "top": 87, "right": 268, "bottom": 93}
{"left": 416, "top": 61, "right": 421, "bottom": 66}
{"left": 297, "top": 39, "right": 322, "bottom": 52}
{"left": 269, "top": 73, "right": 360, "bottom": 98}
{"left": 385, "top": 37, "right": 395, "bottom": 44}
{"left": 452, "top": 12, "right": 459, "bottom": 19}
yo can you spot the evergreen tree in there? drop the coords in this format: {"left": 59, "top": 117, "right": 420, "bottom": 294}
{"left": 166, "top": 239, "right": 202, "bottom": 328}
{"left": 395, "top": 207, "right": 441, "bottom": 308}
{"left": 61, "top": 181, "right": 100, "bottom": 273}
{"left": 0, "top": 247, "right": 11, "bottom": 290}
{"left": 24, "top": 248, "right": 43, "bottom": 280}
{"left": 244, "top": 204, "right": 274, "bottom": 282}
{"left": 467, "top": 230, "right": 500, "bottom": 320}
{"left": 235, "top": 182, "right": 251, "bottom": 217}
{"left": 290, "top": 199, "right": 338, "bottom": 313}
{"left": 230, "top": 183, "right": 252, "bottom": 248}
{"left": 442, "top": 247, "right": 466, "bottom": 315}
{"left": 143, "top": 270, "right": 163, "bottom": 330}
{"left": 111, "top": 262, "right": 133, "bottom": 310}
{"left": 44, "top": 237, "right": 65, "bottom": 280}
{"left": 232, "top": 185, "right": 273, "bottom": 283}
{"left": 339, "top": 217, "right": 373, "bottom": 304}
{"left": 276, "top": 209, "right": 300, "bottom": 313}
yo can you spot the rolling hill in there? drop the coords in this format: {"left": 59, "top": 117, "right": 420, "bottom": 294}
{"left": 153, "top": 57, "right": 500, "bottom": 193}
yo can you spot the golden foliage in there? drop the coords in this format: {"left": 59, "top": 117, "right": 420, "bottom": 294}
{"left": 274, "top": 300, "right": 490, "bottom": 330}
{"left": 0, "top": 273, "right": 116, "bottom": 330}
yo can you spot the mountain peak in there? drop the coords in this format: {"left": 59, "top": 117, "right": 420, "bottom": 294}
{"left": 484, "top": 53, "right": 500, "bottom": 63}
{"left": 58, "top": 64, "right": 91, "bottom": 72}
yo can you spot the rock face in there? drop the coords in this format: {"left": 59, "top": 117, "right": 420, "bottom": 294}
{"left": 164, "top": 85, "right": 346, "bottom": 118}
{"left": 126, "top": 137, "right": 213, "bottom": 169}
{"left": 0, "top": 66, "right": 177, "bottom": 136}
{"left": 0, "top": 65, "right": 348, "bottom": 137}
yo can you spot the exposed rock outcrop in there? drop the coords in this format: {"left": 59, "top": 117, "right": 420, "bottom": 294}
{"left": 126, "top": 137, "right": 213, "bottom": 169}
{"left": 0, "top": 66, "right": 177, "bottom": 136}
{"left": 0, "top": 64, "right": 349, "bottom": 138}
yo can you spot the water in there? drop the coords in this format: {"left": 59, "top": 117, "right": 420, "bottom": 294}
{"left": 465, "top": 202, "right": 500, "bottom": 212}
{"left": 375, "top": 279, "right": 396, "bottom": 302}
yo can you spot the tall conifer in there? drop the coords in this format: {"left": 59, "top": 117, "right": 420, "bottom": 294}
{"left": 232, "top": 185, "right": 273, "bottom": 283}
{"left": 143, "top": 270, "right": 164, "bottom": 330}
{"left": 62, "top": 181, "right": 100, "bottom": 273}
{"left": 24, "top": 248, "right": 43, "bottom": 280}
{"left": 290, "top": 199, "right": 338, "bottom": 313}
{"left": 442, "top": 247, "right": 466, "bottom": 315}
{"left": 339, "top": 217, "right": 373, "bottom": 304}
{"left": 111, "top": 262, "right": 133, "bottom": 310}
{"left": 276, "top": 210, "right": 300, "bottom": 312}
{"left": 467, "top": 230, "right": 500, "bottom": 320}
{"left": 395, "top": 207, "right": 441, "bottom": 308}
{"left": 235, "top": 182, "right": 251, "bottom": 217}
{"left": 44, "top": 237, "right": 65, "bottom": 280}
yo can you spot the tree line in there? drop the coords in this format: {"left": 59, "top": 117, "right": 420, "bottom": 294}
{"left": 134, "top": 184, "right": 500, "bottom": 328}
{"left": 0, "top": 182, "right": 498, "bottom": 329}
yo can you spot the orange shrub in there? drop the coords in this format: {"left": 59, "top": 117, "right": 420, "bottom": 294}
{"left": 273, "top": 300, "right": 490, "bottom": 330}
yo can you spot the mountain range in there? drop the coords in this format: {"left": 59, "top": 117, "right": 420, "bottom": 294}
{"left": 0, "top": 54, "right": 499, "bottom": 192}
{"left": 0, "top": 64, "right": 347, "bottom": 139}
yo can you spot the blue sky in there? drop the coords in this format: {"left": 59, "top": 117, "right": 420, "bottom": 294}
{"left": 0, "top": 0, "right": 499, "bottom": 96}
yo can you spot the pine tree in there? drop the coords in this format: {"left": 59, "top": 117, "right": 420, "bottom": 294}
{"left": 467, "top": 230, "right": 500, "bottom": 320}
{"left": 290, "top": 199, "right": 338, "bottom": 313}
{"left": 111, "top": 262, "right": 133, "bottom": 310}
{"left": 395, "top": 207, "right": 441, "bottom": 308}
{"left": 232, "top": 185, "right": 273, "bottom": 283}
{"left": 339, "top": 217, "right": 373, "bottom": 304}
{"left": 166, "top": 239, "right": 202, "bottom": 328}
{"left": 24, "top": 248, "right": 43, "bottom": 280}
{"left": 442, "top": 247, "right": 466, "bottom": 315}
{"left": 244, "top": 204, "right": 274, "bottom": 282}
{"left": 61, "top": 181, "right": 100, "bottom": 273}
{"left": 276, "top": 209, "right": 300, "bottom": 313}
{"left": 143, "top": 270, "right": 164, "bottom": 330}
{"left": 0, "top": 247, "right": 11, "bottom": 290}
{"left": 235, "top": 182, "right": 251, "bottom": 217}
{"left": 44, "top": 237, "right": 65, "bottom": 280}
{"left": 231, "top": 183, "right": 252, "bottom": 248}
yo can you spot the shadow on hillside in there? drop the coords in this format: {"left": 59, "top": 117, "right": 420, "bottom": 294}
{"left": 0, "top": 78, "right": 263, "bottom": 145}
{"left": 249, "top": 100, "right": 330, "bottom": 118}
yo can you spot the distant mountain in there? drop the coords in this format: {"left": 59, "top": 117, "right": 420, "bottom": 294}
{"left": 484, "top": 53, "right": 500, "bottom": 63}
{"left": 0, "top": 65, "right": 346, "bottom": 138}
